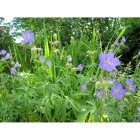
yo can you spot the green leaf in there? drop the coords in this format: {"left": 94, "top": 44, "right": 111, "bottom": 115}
{"left": 51, "top": 94, "right": 68, "bottom": 121}
{"left": 116, "top": 27, "right": 127, "bottom": 41}
{"left": 76, "top": 108, "right": 92, "bottom": 122}
{"left": 76, "top": 111, "right": 89, "bottom": 122}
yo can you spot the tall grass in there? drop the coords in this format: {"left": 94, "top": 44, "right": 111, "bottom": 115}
{"left": 1, "top": 24, "right": 139, "bottom": 122}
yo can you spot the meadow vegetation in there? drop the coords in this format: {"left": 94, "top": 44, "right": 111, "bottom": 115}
{"left": 0, "top": 18, "right": 140, "bottom": 122}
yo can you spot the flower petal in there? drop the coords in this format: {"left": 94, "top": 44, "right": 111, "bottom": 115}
{"left": 106, "top": 52, "right": 114, "bottom": 60}
{"left": 131, "top": 86, "right": 136, "bottom": 91}
{"left": 117, "top": 83, "right": 123, "bottom": 90}
{"left": 99, "top": 62, "right": 106, "bottom": 70}
{"left": 23, "top": 39, "right": 29, "bottom": 44}
{"left": 129, "top": 79, "right": 133, "bottom": 85}
{"left": 125, "top": 79, "right": 130, "bottom": 85}
{"left": 120, "top": 89, "right": 126, "bottom": 95}
{"left": 111, "top": 58, "right": 120, "bottom": 66}
{"left": 115, "top": 93, "right": 121, "bottom": 100}
{"left": 105, "top": 65, "right": 115, "bottom": 72}
{"left": 110, "top": 89, "right": 115, "bottom": 96}
{"left": 99, "top": 54, "right": 106, "bottom": 62}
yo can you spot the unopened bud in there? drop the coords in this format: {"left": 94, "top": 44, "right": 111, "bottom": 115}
{"left": 53, "top": 34, "right": 57, "bottom": 41}
{"left": 95, "top": 81, "right": 102, "bottom": 89}
{"left": 101, "top": 80, "right": 109, "bottom": 87}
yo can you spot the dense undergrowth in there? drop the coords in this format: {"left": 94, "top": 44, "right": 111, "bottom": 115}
{"left": 0, "top": 25, "right": 140, "bottom": 122}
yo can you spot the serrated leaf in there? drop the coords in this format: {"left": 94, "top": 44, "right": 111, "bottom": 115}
{"left": 76, "top": 108, "right": 94, "bottom": 122}
{"left": 61, "top": 100, "right": 68, "bottom": 122}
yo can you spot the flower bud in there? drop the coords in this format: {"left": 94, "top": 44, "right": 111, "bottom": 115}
{"left": 124, "top": 98, "right": 129, "bottom": 103}
{"left": 101, "top": 80, "right": 109, "bottom": 87}
{"left": 53, "top": 34, "right": 57, "bottom": 41}
{"left": 95, "top": 81, "right": 102, "bottom": 89}
{"left": 125, "top": 92, "right": 131, "bottom": 97}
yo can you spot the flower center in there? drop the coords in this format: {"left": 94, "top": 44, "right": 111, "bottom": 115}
{"left": 105, "top": 59, "right": 111, "bottom": 65}
{"left": 115, "top": 88, "right": 119, "bottom": 93}
{"left": 26, "top": 35, "right": 30, "bottom": 40}
{"left": 127, "top": 84, "right": 132, "bottom": 90}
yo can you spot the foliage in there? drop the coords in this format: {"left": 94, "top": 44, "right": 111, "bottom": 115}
{"left": 0, "top": 18, "right": 140, "bottom": 122}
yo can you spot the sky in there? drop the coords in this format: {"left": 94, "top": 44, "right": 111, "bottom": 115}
{"left": 1, "top": 17, "right": 22, "bottom": 43}
{"left": 0, "top": 17, "right": 14, "bottom": 25}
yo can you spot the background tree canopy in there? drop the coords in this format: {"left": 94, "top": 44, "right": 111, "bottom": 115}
{"left": 1, "top": 17, "right": 140, "bottom": 68}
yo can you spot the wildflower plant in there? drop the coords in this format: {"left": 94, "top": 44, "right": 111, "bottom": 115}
{"left": 99, "top": 52, "right": 120, "bottom": 72}
{"left": 81, "top": 84, "right": 87, "bottom": 91}
{"left": 0, "top": 23, "right": 139, "bottom": 123}
{"left": 22, "top": 30, "right": 34, "bottom": 44}
{"left": 46, "top": 60, "right": 52, "bottom": 66}
{"left": 77, "top": 64, "right": 83, "bottom": 71}
{"left": 66, "top": 55, "right": 72, "bottom": 62}
{"left": 125, "top": 79, "right": 136, "bottom": 92}
{"left": 96, "top": 90, "right": 103, "bottom": 99}
{"left": 138, "top": 107, "right": 140, "bottom": 115}
{"left": 122, "top": 36, "right": 126, "bottom": 43}
{"left": 115, "top": 40, "right": 120, "bottom": 47}
{"left": 110, "top": 83, "right": 126, "bottom": 100}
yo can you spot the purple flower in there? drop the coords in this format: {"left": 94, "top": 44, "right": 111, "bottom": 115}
{"left": 119, "top": 104, "right": 123, "bottom": 109}
{"left": 10, "top": 67, "right": 17, "bottom": 74}
{"left": 66, "top": 55, "right": 72, "bottom": 62}
{"left": 110, "top": 83, "right": 126, "bottom": 100}
{"left": 1, "top": 49, "right": 7, "bottom": 55}
{"left": 113, "top": 71, "right": 118, "bottom": 76}
{"left": 99, "top": 52, "right": 120, "bottom": 72}
{"left": 81, "top": 85, "right": 87, "bottom": 91}
{"left": 122, "top": 36, "right": 126, "bottom": 43}
{"left": 77, "top": 64, "right": 83, "bottom": 71}
{"left": 96, "top": 90, "right": 103, "bottom": 99}
{"left": 39, "top": 57, "right": 45, "bottom": 63}
{"left": 22, "top": 30, "right": 34, "bottom": 44}
{"left": 98, "top": 109, "right": 100, "bottom": 114}
{"left": 108, "top": 79, "right": 116, "bottom": 84}
{"left": 5, "top": 53, "right": 10, "bottom": 59}
{"left": 138, "top": 50, "right": 140, "bottom": 55}
{"left": 138, "top": 107, "right": 140, "bottom": 115}
{"left": 125, "top": 79, "right": 136, "bottom": 92}
{"left": 14, "top": 62, "right": 19, "bottom": 68}
{"left": 133, "top": 118, "right": 137, "bottom": 122}
{"left": 46, "top": 60, "right": 52, "bottom": 66}
{"left": 115, "top": 40, "right": 119, "bottom": 47}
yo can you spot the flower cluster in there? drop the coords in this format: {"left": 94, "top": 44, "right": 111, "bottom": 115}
{"left": 0, "top": 49, "right": 10, "bottom": 60}
{"left": 99, "top": 52, "right": 120, "bottom": 72}
{"left": 10, "top": 62, "right": 20, "bottom": 74}
{"left": 39, "top": 56, "right": 52, "bottom": 66}
{"left": 95, "top": 78, "right": 136, "bottom": 100}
